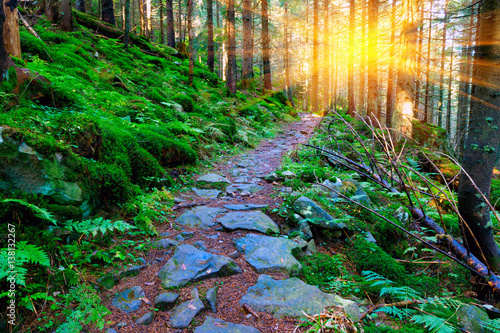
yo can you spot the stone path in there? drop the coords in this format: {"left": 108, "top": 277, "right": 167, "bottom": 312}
{"left": 102, "top": 114, "right": 360, "bottom": 333}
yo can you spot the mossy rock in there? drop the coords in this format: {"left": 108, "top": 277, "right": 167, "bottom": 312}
{"left": 412, "top": 120, "right": 447, "bottom": 150}
{"left": 173, "top": 93, "right": 194, "bottom": 113}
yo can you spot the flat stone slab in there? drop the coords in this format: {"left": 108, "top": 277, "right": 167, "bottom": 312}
{"left": 217, "top": 211, "right": 279, "bottom": 234}
{"left": 240, "top": 275, "right": 361, "bottom": 321}
{"left": 169, "top": 288, "right": 205, "bottom": 329}
{"left": 292, "top": 196, "right": 346, "bottom": 230}
{"left": 192, "top": 188, "right": 221, "bottom": 198}
{"left": 176, "top": 206, "right": 227, "bottom": 229}
{"left": 226, "top": 184, "right": 264, "bottom": 195}
{"left": 223, "top": 204, "right": 268, "bottom": 211}
{"left": 154, "top": 292, "right": 179, "bottom": 311}
{"left": 159, "top": 245, "right": 242, "bottom": 289}
{"left": 194, "top": 317, "right": 261, "bottom": 332}
{"left": 111, "top": 286, "right": 145, "bottom": 313}
{"left": 197, "top": 174, "right": 231, "bottom": 189}
{"left": 234, "top": 234, "right": 302, "bottom": 275}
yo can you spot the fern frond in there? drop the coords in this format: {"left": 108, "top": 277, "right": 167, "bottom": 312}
{"left": 65, "top": 218, "right": 136, "bottom": 236}
{"left": 1, "top": 199, "right": 57, "bottom": 225}
{"left": 380, "top": 285, "right": 421, "bottom": 301}
{"left": 411, "top": 314, "right": 457, "bottom": 333}
{"left": 378, "top": 306, "right": 415, "bottom": 320}
{"left": 0, "top": 241, "right": 50, "bottom": 286}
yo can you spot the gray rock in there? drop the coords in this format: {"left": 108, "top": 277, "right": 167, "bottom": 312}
{"left": 174, "top": 197, "right": 185, "bottom": 204}
{"left": 457, "top": 304, "right": 489, "bottom": 333}
{"left": 115, "top": 322, "right": 127, "bottom": 328}
{"left": 206, "top": 233, "right": 220, "bottom": 239}
{"left": 223, "top": 204, "right": 269, "bottom": 211}
{"left": 197, "top": 174, "right": 231, "bottom": 190}
{"left": 111, "top": 286, "right": 145, "bottom": 313}
{"left": 218, "top": 211, "right": 279, "bottom": 234}
{"left": 194, "top": 317, "right": 261, "bottom": 333}
{"left": 234, "top": 234, "right": 302, "bottom": 276}
{"left": 206, "top": 287, "right": 218, "bottom": 313}
{"left": 365, "top": 231, "right": 377, "bottom": 243}
{"left": 292, "top": 196, "right": 346, "bottom": 230}
{"left": 226, "top": 184, "right": 265, "bottom": 195}
{"left": 175, "top": 234, "right": 185, "bottom": 242}
{"left": 135, "top": 312, "right": 154, "bottom": 325}
{"left": 159, "top": 245, "right": 242, "bottom": 288}
{"left": 240, "top": 275, "right": 361, "bottom": 321}
{"left": 169, "top": 288, "right": 205, "bottom": 329}
{"left": 176, "top": 206, "right": 228, "bottom": 229}
{"left": 192, "top": 188, "right": 222, "bottom": 199}
{"left": 280, "top": 187, "right": 293, "bottom": 194}
{"left": 193, "top": 241, "right": 208, "bottom": 251}
{"left": 105, "top": 329, "right": 118, "bottom": 333}
{"left": 118, "top": 265, "right": 146, "bottom": 279}
{"left": 307, "top": 240, "right": 317, "bottom": 253}
{"left": 232, "top": 168, "right": 248, "bottom": 177}
{"left": 228, "top": 250, "right": 240, "bottom": 259}
{"left": 154, "top": 238, "right": 180, "bottom": 249}
{"left": 137, "top": 257, "right": 146, "bottom": 265}
{"left": 182, "top": 231, "right": 194, "bottom": 238}
{"left": 240, "top": 190, "right": 251, "bottom": 197}
{"left": 297, "top": 220, "right": 313, "bottom": 239}
{"left": 154, "top": 292, "right": 179, "bottom": 311}
{"left": 96, "top": 273, "right": 118, "bottom": 290}
{"left": 393, "top": 206, "right": 409, "bottom": 224}
{"left": 160, "top": 232, "right": 170, "bottom": 237}
{"left": 281, "top": 171, "right": 297, "bottom": 178}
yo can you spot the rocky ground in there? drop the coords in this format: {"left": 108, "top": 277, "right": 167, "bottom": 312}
{"left": 98, "top": 114, "right": 362, "bottom": 333}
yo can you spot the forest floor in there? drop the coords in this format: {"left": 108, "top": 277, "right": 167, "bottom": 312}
{"left": 100, "top": 113, "right": 324, "bottom": 332}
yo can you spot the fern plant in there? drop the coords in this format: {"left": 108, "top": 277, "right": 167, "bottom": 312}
{"left": 64, "top": 217, "right": 136, "bottom": 237}
{"left": 0, "top": 241, "right": 51, "bottom": 286}
{"left": 0, "top": 199, "right": 57, "bottom": 225}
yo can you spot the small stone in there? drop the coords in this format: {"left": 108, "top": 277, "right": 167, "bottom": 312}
{"left": 181, "top": 231, "right": 194, "bottom": 239}
{"left": 245, "top": 314, "right": 253, "bottom": 319}
{"left": 118, "top": 265, "right": 146, "bottom": 279}
{"left": 155, "top": 258, "right": 164, "bottom": 262}
{"left": 154, "top": 292, "right": 179, "bottom": 311}
{"left": 193, "top": 241, "right": 207, "bottom": 251}
{"left": 153, "top": 238, "right": 180, "bottom": 249}
{"left": 174, "top": 198, "right": 185, "bottom": 204}
{"left": 175, "top": 234, "right": 185, "bottom": 242}
{"left": 115, "top": 322, "right": 127, "bottom": 328}
{"left": 137, "top": 257, "right": 146, "bottom": 265}
{"left": 160, "top": 232, "right": 170, "bottom": 237}
{"left": 111, "top": 286, "right": 145, "bottom": 313}
{"left": 96, "top": 273, "right": 118, "bottom": 290}
{"left": 106, "top": 329, "right": 118, "bottom": 333}
{"left": 169, "top": 288, "right": 205, "bottom": 329}
{"left": 135, "top": 312, "right": 154, "bottom": 325}
{"left": 206, "top": 233, "right": 220, "bottom": 239}
{"left": 228, "top": 251, "right": 240, "bottom": 259}
{"left": 206, "top": 287, "right": 218, "bottom": 312}
{"left": 282, "top": 171, "right": 296, "bottom": 178}
{"left": 307, "top": 240, "right": 317, "bottom": 253}
{"left": 241, "top": 190, "right": 251, "bottom": 197}
{"left": 265, "top": 172, "right": 278, "bottom": 182}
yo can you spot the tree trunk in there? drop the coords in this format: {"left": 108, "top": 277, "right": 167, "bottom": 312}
{"left": 457, "top": 0, "right": 500, "bottom": 271}
{"left": 166, "top": 0, "right": 175, "bottom": 47}
{"left": 124, "top": 0, "right": 131, "bottom": 47}
{"left": 312, "top": 0, "right": 319, "bottom": 112}
{"left": 45, "top": 0, "right": 59, "bottom": 24}
{"left": 242, "top": 0, "right": 252, "bottom": 84}
{"left": 188, "top": 0, "right": 193, "bottom": 86}
{"left": 262, "top": 0, "right": 272, "bottom": 91}
{"left": 1, "top": 0, "right": 15, "bottom": 79}
{"left": 102, "top": 0, "right": 116, "bottom": 26}
{"left": 323, "top": 0, "right": 330, "bottom": 109}
{"left": 226, "top": 0, "right": 236, "bottom": 94}
{"left": 438, "top": 10, "right": 448, "bottom": 128}
{"left": 394, "top": 0, "right": 417, "bottom": 136}
{"left": 446, "top": 40, "right": 454, "bottom": 134}
{"left": 160, "top": 0, "right": 165, "bottom": 44}
{"left": 3, "top": 0, "right": 21, "bottom": 58}
{"left": 75, "top": 0, "right": 87, "bottom": 12}
{"left": 414, "top": 1, "right": 423, "bottom": 120}
{"left": 60, "top": 0, "right": 73, "bottom": 32}
{"left": 423, "top": 0, "right": 433, "bottom": 123}
{"left": 385, "top": 0, "right": 398, "bottom": 128}
{"left": 178, "top": 0, "right": 182, "bottom": 43}
{"left": 285, "top": 1, "right": 293, "bottom": 105}
{"left": 367, "top": 0, "right": 379, "bottom": 121}
{"left": 347, "top": 0, "right": 355, "bottom": 116}
{"left": 358, "top": 0, "right": 366, "bottom": 115}
{"left": 207, "top": 0, "right": 214, "bottom": 72}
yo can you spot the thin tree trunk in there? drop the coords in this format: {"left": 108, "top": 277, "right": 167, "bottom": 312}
{"left": 102, "top": 0, "right": 116, "bottom": 26}
{"left": 423, "top": 0, "right": 433, "bottom": 123}
{"left": 3, "top": 0, "right": 21, "bottom": 57}
{"left": 1, "top": 0, "right": 15, "bottom": 79}
{"left": 446, "top": 40, "right": 454, "bottom": 135}
{"left": 262, "top": 0, "right": 272, "bottom": 91}
{"left": 242, "top": 0, "right": 252, "bottom": 83}
{"left": 414, "top": 1, "right": 423, "bottom": 120}
{"left": 207, "top": 0, "right": 214, "bottom": 72}
{"left": 438, "top": 9, "right": 448, "bottom": 128}
{"left": 166, "top": 0, "right": 175, "bottom": 47}
{"left": 188, "top": 0, "right": 193, "bottom": 86}
{"left": 60, "top": 0, "right": 73, "bottom": 31}
{"left": 312, "top": 0, "right": 319, "bottom": 112}
{"left": 226, "top": 0, "right": 236, "bottom": 94}
{"left": 367, "top": 0, "right": 379, "bottom": 121}
{"left": 323, "top": 0, "right": 330, "bottom": 109}
{"left": 124, "top": 0, "right": 131, "bottom": 47}
{"left": 75, "top": 0, "right": 87, "bottom": 12}
{"left": 385, "top": 0, "right": 398, "bottom": 128}
{"left": 458, "top": 0, "right": 500, "bottom": 270}
{"left": 160, "top": 0, "right": 165, "bottom": 44}
{"left": 358, "top": 0, "right": 366, "bottom": 115}
{"left": 347, "top": 0, "right": 355, "bottom": 116}
{"left": 178, "top": 0, "right": 182, "bottom": 43}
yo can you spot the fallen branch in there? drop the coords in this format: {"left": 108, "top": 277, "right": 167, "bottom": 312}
{"left": 242, "top": 303, "right": 260, "bottom": 319}
{"left": 19, "top": 12, "right": 40, "bottom": 39}
{"left": 359, "top": 299, "right": 425, "bottom": 322}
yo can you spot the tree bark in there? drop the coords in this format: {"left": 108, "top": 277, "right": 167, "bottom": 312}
{"left": 226, "top": 0, "right": 236, "bottom": 94}
{"left": 367, "top": 0, "right": 379, "bottom": 121}
{"left": 262, "top": 0, "right": 272, "bottom": 91}
{"left": 124, "top": 0, "right": 130, "bottom": 47}
{"left": 3, "top": 0, "right": 20, "bottom": 58}
{"left": 102, "top": 0, "right": 116, "bottom": 26}
{"left": 188, "top": 0, "right": 193, "bottom": 86}
{"left": 385, "top": 0, "right": 398, "bottom": 128}
{"left": 242, "top": 0, "right": 253, "bottom": 84}
{"left": 166, "top": 0, "right": 175, "bottom": 47}
{"left": 358, "top": 0, "right": 366, "bottom": 115}
{"left": 323, "top": 0, "right": 330, "bottom": 109}
{"left": 207, "top": 0, "right": 214, "bottom": 72}
{"left": 423, "top": 0, "right": 433, "bottom": 123}
{"left": 394, "top": 0, "right": 417, "bottom": 136}
{"left": 347, "top": 0, "right": 355, "bottom": 116}
{"left": 45, "top": 0, "right": 59, "bottom": 24}
{"left": 312, "top": 0, "right": 319, "bottom": 111}
{"left": 457, "top": 0, "right": 500, "bottom": 270}
{"left": 60, "top": 0, "right": 73, "bottom": 32}
{"left": 1, "top": 0, "right": 15, "bottom": 80}
{"left": 160, "top": 0, "right": 165, "bottom": 44}
{"left": 438, "top": 10, "right": 448, "bottom": 128}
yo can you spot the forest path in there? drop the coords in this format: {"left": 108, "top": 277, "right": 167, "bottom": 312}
{"left": 99, "top": 114, "right": 355, "bottom": 333}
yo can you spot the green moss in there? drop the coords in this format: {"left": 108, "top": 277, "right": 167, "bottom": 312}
{"left": 173, "top": 93, "right": 194, "bottom": 113}
{"left": 299, "top": 253, "right": 343, "bottom": 288}
{"left": 20, "top": 30, "right": 52, "bottom": 62}
{"left": 363, "top": 323, "right": 425, "bottom": 333}
{"left": 412, "top": 120, "right": 447, "bottom": 150}
{"left": 0, "top": 66, "right": 17, "bottom": 93}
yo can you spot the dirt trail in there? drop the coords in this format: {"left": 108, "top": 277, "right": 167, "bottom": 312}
{"left": 102, "top": 114, "right": 322, "bottom": 333}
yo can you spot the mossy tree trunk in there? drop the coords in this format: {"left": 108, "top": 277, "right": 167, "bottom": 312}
{"left": 226, "top": 0, "right": 236, "bottom": 94}
{"left": 457, "top": 0, "right": 500, "bottom": 271}
{"left": 262, "top": 0, "right": 272, "bottom": 91}
{"left": 0, "top": 0, "right": 15, "bottom": 80}
{"left": 242, "top": 0, "right": 252, "bottom": 84}
{"left": 207, "top": 0, "right": 214, "bottom": 72}
{"left": 3, "top": 0, "right": 20, "bottom": 58}
{"left": 102, "top": 0, "right": 116, "bottom": 26}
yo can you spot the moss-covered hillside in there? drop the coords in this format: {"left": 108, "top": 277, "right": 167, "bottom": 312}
{"left": 0, "top": 18, "right": 297, "bottom": 225}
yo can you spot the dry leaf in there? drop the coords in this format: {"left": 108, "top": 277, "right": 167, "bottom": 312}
{"left": 214, "top": 322, "right": 225, "bottom": 327}
{"left": 181, "top": 263, "right": 186, "bottom": 270}
{"left": 141, "top": 298, "right": 150, "bottom": 304}
{"left": 144, "top": 282, "right": 155, "bottom": 286}
{"left": 280, "top": 258, "right": 284, "bottom": 263}
{"left": 206, "top": 268, "right": 212, "bottom": 274}
{"left": 187, "top": 300, "right": 196, "bottom": 310}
